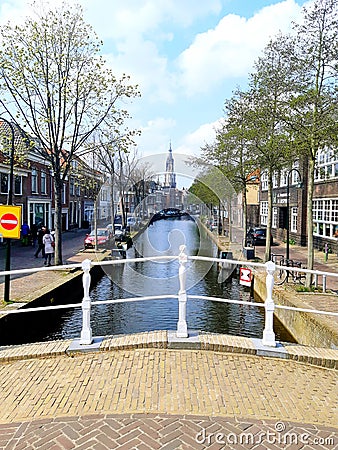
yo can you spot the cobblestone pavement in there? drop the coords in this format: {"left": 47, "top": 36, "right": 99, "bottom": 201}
{"left": 0, "top": 348, "right": 337, "bottom": 449}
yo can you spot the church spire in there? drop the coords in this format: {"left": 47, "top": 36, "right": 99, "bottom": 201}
{"left": 164, "top": 141, "right": 176, "bottom": 188}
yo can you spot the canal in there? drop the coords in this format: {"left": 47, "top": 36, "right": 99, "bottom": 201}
{"left": 0, "top": 219, "right": 295, "bottom": 345}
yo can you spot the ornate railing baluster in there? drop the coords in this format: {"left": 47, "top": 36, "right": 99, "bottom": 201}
{"left": 80, "top": 259, "right": 93, "bottom": 345}
{"left": 262, "top": 260, "right": 276, "bottom": 347}
{"left": 177, "top": 245, "right": 188, "bottom": 338}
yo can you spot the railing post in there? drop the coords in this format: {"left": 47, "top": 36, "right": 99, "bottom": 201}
{"left": 262, "top": 261, "right": 276, "bottom": 347}
{"left": 80, "top": 258, "right": 93, "bottom": 345}
{"left": 314, "top": 273, "right": 318, "bottom": 288}
{"left": 177, "top": 244, "right": 188, "bottom": 338}
{"left": 323, "top": 275, "right": 327, "bottom": 293}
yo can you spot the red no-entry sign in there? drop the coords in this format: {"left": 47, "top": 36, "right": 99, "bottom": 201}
{"left": 239, "top": 267, "right": 252, "bottom": 287}
{"left": 0, "top": 206, "right": 22, "bottom": 239}
{"left": 0, "top": 213, "right": 18, "bottom": 230}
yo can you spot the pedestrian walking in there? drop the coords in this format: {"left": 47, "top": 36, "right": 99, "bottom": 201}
{"left": 34, "top": 226, "right": 46, "bottom": 258}
{"left": 21, "top": 221, "right": 30, "bottom": 246}
{"left": 43, "top": 229, "right": 54, "bottom": 266}
{"left": 30, "top": 223, "right": 38, "bottom": 247}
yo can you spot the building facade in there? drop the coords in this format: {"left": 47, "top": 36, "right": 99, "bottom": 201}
{"left": 0, "top": 120, "right": 105, "bottom": 233}
{"left": 259, "top": 152, "right": 338, "bottom": 253}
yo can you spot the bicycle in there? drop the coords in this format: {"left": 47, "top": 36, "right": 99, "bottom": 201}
{"left": 271, "top": 254, "right": 306, "bottom": 286}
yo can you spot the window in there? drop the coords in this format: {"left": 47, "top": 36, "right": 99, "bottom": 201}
{"left": 41, "top": 172, "right": 47, "bottom": 194}
{"left": 315, "top": 148, "right": 338, "bottom": 181}
{"left": 280, "top": 169, "right": 288, "bottom": 187}
{"left": 313, "top": 198, "right": 338, "bottom": 239}
{"left": 31, "top": 169, "right": 38, "bottom": 193}
{"left": 291, "top": 207, "right": 298, "bottom": 232}
{"left": 291, "top": 161, "right": 300, "bottom": 185}
{"left": 272, "top": 172, "right": 278, "bottom": 188}
{"left": 0, "top": 173, "right": 21, "bottom": 194}
{"left": 260, "top": 201, "right": 268, "bottom": 225}
{"left": 272, "top": 207, "right": 277, "bottom": 228}
{"left": 0, "top": 173, "right": 8, "bottom": 193}
{"left": 14, "top": 175, "right": 22, "bottom": 195}
{"left": 62, "top": 184, "right": 67, "bottom": 204}
{"left": 261, "top": 172, "right": 268, "bottom": 191}
{"left": 70, "top": 177, "right": 75, "bottom": 196}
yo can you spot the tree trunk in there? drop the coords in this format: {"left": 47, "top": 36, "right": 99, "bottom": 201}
{"left": 306, "top": 157, "right": 315, "bottom": 287}
{"left": 53, "top": 176, "right": 63, "bottom": 265}
{"left": 228, "top": 199, "right": 232, "bottom": 242}
{"left": 242, "top": 187, "right": 248, "bottom": 246}
{"left": 94, "top": 197, "right": 98, "bottom": 251}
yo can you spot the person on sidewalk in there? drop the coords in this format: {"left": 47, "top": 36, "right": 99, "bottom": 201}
{"left": 43, "top": 229, "right": 54, "bottom": 266}
{"left": 21, "top": 221, "right": 30, "bottom": 246}
{"left": 30, "top": 223, "right": 38, "bottom": 247}
{"left": 34, "top": 226, "right": 46, "bottom": 258}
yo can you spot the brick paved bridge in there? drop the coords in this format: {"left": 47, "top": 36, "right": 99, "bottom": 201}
{"left": 0, "top": 332, "right": 337, "bottom": 449}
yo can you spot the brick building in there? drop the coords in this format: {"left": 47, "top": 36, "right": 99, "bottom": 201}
{"left": 259, "top": 151, "right": 338, "bottom": 253}
{"left": 0, "top": 120, "right": 104, "bottom": 233}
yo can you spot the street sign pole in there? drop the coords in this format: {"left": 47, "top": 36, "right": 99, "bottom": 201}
{"left": 0, "top": 118, "right": 15, "bottom": 304}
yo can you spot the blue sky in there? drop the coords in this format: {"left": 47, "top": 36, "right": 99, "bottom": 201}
{"left": 0, "top": 0, "right": 309, "bottom": 177}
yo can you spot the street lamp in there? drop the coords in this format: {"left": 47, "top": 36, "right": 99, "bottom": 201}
{"left": 0, "top": 117, "right": 15, "bottom": 304}
{"left": 286, "top": 168, "right": 302, "bottom": 262}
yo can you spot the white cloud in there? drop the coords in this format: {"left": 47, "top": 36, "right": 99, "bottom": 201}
{"left": 176, "top": 119, "right": 223, "bottom": 157}
{"left": 177, "top": 0, "right": 303, "bottom": 95}
{"left": 133, "top": 116, "right": 177, "bottom": 156}
{"left": 80, "top": 0, "right": 223, "bottom": 39}
{"left": 103, "top": 39, "right": 176, "bottom": 104}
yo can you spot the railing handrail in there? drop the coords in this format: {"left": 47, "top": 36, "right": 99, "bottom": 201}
{"left": 0, "top": 254, "right": 337, "bottom": 279}
{"left": 2, "top": 293, "right": 337, "bottom": 319}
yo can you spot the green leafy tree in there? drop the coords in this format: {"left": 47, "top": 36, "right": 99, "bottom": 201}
{"left": 246, "top": 35, "right": 294, "bottom": 261}
{"left": 202, "top": 89, "right": 258, "bottom": 245}
{"left": 0, "top": 2, "right": 140, "bottom": 264}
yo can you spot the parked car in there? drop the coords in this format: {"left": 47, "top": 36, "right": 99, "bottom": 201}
{"left": 246, "top": 227, "right": 273, "bottom": 246}
{"left": 84, "top": 228, "right": 111, "bottom": 249}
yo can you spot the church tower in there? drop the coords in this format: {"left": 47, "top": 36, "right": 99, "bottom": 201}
{"left": 164, "top": 142, "right": 176, "bottom": 188}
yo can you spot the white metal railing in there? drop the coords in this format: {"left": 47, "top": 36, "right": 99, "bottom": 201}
{"left": 1, "top": 244, "right": 337, "bottom": 348}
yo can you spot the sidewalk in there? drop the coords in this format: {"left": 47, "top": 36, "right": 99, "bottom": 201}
{"left": 219, "top": 227, "right": 338, "bottom": 292}
{"left": 0, "top": 228, "right": 89, "bottom": 273}
{"left": 0, "top": 229, "right": 91, "bottom": 307}
{"left": 254, "top": 240, "right": 338, "bottom": 292}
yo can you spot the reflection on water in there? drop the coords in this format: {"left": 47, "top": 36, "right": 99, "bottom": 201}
{"left": 0, "top": 219, "right": 296, "bottom": 344}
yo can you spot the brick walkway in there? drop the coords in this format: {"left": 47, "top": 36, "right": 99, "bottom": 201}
{"left": 0, "top": 333, "right": 337, "bottom": 449}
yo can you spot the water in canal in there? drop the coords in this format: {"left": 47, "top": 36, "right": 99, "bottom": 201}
{"left": 0, "top": 219, "right": 295, "bottom": 344}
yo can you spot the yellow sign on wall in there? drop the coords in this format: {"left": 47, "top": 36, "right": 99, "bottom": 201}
{"left": 0, "top": 205, "right": 22, "bottom": 239}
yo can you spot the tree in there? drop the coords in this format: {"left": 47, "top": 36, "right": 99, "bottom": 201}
{"left": 188, "top": 165, "right": 235, "bottom": 236}
{"left": 202, "top": 89, "right": 258, "bottom": 245}
{"left": 92, "top": 127, "right": 141, "bottom": 226}
{"left": 246, "top": 35, "right": 295, "bottom": 261}
{"left": 285, "top": 0, "right": 338, "bottom": 285}
{"left": 0, "top": 2, "right": 140, "bottom": 264}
